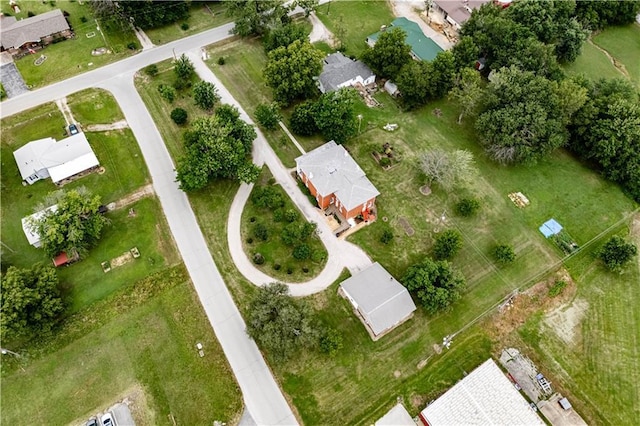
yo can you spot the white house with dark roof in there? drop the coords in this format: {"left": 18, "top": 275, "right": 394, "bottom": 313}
{"left": 318, "top": 52, "right": 376, "bottom": 93}
{"left": 296, "top": 141, "right": 379, "bottom": 221}
{"left": 13, "top": 132, "right": 100, "bottom": 185}
{"left": 0, "top": 9, "right": 72, "bottom": 54}
{"left": 340, "top": 262, "right": 417, "bottom": 340}
{"left": 420, "top": 358, "right": 545, "bottom": 425}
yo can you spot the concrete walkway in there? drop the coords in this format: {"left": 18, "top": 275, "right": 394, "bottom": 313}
{"left": 133, "top": 27, "right": 155, "bottom": 50}
{"left": 187, "top": 52, "right": 373, "bottom": 297}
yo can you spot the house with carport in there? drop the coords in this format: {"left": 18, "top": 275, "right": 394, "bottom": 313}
{"left": 13, "top": 132, "right": 100, "bottom": 185}
{"left": 0, "top": 9, "right": 72, "bottom": 55}
{"left": 296, "top": 141, "right": 379, "bottom": 225}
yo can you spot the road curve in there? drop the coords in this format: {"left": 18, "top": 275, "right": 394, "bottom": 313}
{"left": 186, "top": 52, "right": 373, "bottom": 297}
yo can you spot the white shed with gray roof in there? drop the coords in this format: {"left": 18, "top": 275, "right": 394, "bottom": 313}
{"left": 340, "top": 262, "right": 416, "bottom": 339}
{"left": 318, "top": 52, "right": 375, "bottom": 93}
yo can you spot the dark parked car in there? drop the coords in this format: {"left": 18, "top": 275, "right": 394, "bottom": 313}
{"left": 69, "top": 123, "right": 79, "bottom": 135}
{"left": 85, "top": 417, "right": 98, "bottom": 426}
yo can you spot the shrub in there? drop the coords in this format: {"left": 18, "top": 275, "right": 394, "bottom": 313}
{"left": 80, "top": 16, "right": 88, "bottom": 23}
{"left": 253, "top": 222, "right": 269, "bottom": 241}
{"left": 170, "top": 108, "right": 188, "bottom": 125}
{"left": 300, "top": 222, "right": 317, "bottom": 240}
{"left": 433, "top": 229, "right": 463, "bottom": 260}
{"left": 284, "top": 209, "right": 298, "bottom": 223}
{"left": 287, "top": 267, "right": 293, "bottom": 274}
{"left": 181, "top": 22, "right": 189, "bottom": 30}
{"left": 251, "top": 186, "right": 285, "bottom": 209}
{"left": 174, "top": 54, "right": 195, "bottom": 80}
{"left": 193, "top": 80, "right": 220, "bottom": 110}
{"left": 548, "top": 280, "right": 567, "bottom": 297}
{"left": 379, "top": 157, "right": 391, "bottom": 167}
{"left": 273, "top": 263, "right": 281, "bottom": 271}
{"left": 311, "top": 249, "right": 326, "bottom": 263}
{"left": 144, "top": 64, "right": 158, "bottom": 77}
{"left": 246, "top": 237, "right": 254, "bottom": 244}
{"left": 598, "top": 235, "right": 638, "bottom": 271}
{"left": 273, "top": 208, "right": 284, "bottom": 222}
{"left": 27, "top": 11, "right": 35, "bottom": 17}
{"left": 255, "top": 103, "right": 282, "bottom": 130}
{"left": 493, "top": 243, "right": 515, "bottom": 264}
{"left": 158, "top": 84, "right": 176, "bottom": 103}
{"left": 302, "top": 267, "right": 309, "bottom": 273}
{"left": 320, "top": 328, "right": 343, "bottom": 356}
{"left": 127, "top": 42, "right": 138, "bottom": 50}
{"left": 253, "top": 253, "right": 265, "bottom": 265}
{"left": 293, "top": 243, "right": 311, "bottom": 260}
{"left": 455, "top": 198, "right": 480, "bottom": 217}
{"left": 217, "top": 57, "right": 226, "bottom": 65}
{"left": 380, "top": 229, "right": 394, "bottom": 244}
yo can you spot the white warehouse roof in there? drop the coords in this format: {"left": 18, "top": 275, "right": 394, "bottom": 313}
{"left": 21, "top": 204, "right": 58, "bottom": 247}
{"left": 420, "top": 359, "right": 545, "bottom": 426}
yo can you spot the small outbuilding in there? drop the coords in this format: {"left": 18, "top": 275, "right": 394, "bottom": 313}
{"left": 375, "top": 403, "right": 415, "bottom": 426}
{"left": 340, "top": 262, "right": 416, "bottom": 340}
{"left": 558, "top": 397, "right": 572, "bottom": 410}
{"left": 13, "top": 132, "right": 100, "bottom": 185}
{"left": 384, "top": 80, "right": 400, "bottom": 97}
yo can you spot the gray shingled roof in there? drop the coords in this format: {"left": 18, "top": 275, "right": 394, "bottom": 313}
{"left": 295, "top": 141, "right": 379, "bottom": 211}
{"left": 318, "top": 52, "right": 375, "bottom": 93}
{"left": 341, "top": 262, "right": 416, "bottom": 336}
{"left": 434, "top": 0, "right": 491, "bottom": 26}
{"left": 1, "top": 9, "right": 70, "bottom": 50}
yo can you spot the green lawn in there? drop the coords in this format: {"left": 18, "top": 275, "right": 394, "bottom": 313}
{"left": 4, "top": 1, "right": 137, "bottom": 88}
{"left": 0, "top": 94, "right": 178, "bottom": 315}
{"left": 144, "top": 1, "right": 232, "bottom": 45}
{"left": 0, "top": 266, "right": 242, "bottom": 426}
{"left": 517, "top": 222, "right": 640, "bottom": 425}
{"left": 592, "top": 23, "right": 640, "bottom": 87}
{"left": 241, "top": 170, "right": 327, "bottom": 282}
{"left": 67, "top": 89, "right": 125, "bottom": 125}
{"left": 315, "top": 0, "right": 395, "bottom": 57}
{"left": 563, "top": 40, "right": 623, "bottom": 81}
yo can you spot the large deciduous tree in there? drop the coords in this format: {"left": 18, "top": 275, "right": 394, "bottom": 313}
{"left": 246, "top": 282, "right": 320, "bottom": 361}
{"left": 396, "top": 51, "right": 457, "bottom": 109}
{"left": 313, "top": 88, "right": 359, "bottom": 144}
{"left": 228, "top": 0, "right": 292, "bottom": 37}
{"left": 1, "top": 263, "right": 64, "bottom": 340}
{"left": 176, "top": 105, "right": 260, "bottom": 191}
{"left": 569, "top": 78, "right": 640, "bottom": 201}
{"left": 263, "top": 23, "right": 307, "bottom": 52}
{"left": 403, "top": 258, "right": 466, "bottom": 313}
{"left": 263, "top": 39, "right": 323, "bottom": 105}
{"left": 32, "top": 188, "right": 109, "bottom": 258}
{"left": 449, "top": 68, "right": 484, "bottom": 124}
{"left": 575, "top": 0, "right": 640, "bottom": 30}
{"left": 119, "top": 0, "right": 189, "bottom": 29}
{"left": 475, "top": 66, "right": 578, "bottom": 164}
{"left": 433, "top": 229, "right": 463, "bottom": 261}
{"left": 363, "top": 27, "right": 412, "bottom": 79}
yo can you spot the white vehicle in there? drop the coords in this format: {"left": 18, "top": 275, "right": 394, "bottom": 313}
{"left": 101, "top": 412, "right": 116, "bottom": 426}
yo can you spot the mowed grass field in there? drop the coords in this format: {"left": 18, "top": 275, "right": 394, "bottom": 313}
{"left": 196, "top": 4, "right": 640, "bottom": 424}
{"left": 144, "top": 1, "right": 231, "bottom": 45}
{"left": 2, "top": 0, "right": 137, "bottom": 88}
{"left": 592, "top": 23, "right": 640, "bottom": 86}
{"left": 0, "top": 266, "right": 242, "bottom": 426}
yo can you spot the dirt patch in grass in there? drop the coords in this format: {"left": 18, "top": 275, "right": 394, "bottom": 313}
{"left": 398, "top": 217, "right": 414, "bottom": 236}
{"left": 543, "top": 298, "right": 589, "bottom": 345}
{"left": 486, "top": 269, "right": 577, "bottom": 341}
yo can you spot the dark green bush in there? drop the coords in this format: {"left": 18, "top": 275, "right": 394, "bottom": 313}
{"left": 253, "top": 253, "right": 265, "bottom": 265}
{"left": 144, "top": 64, "right": 158, "bottom": 77}
{"left": 181, "top": 22, "right": 189, "bottom": 30}
{"left": 170, "top": 108, "right": 188, "bottom": 125}
{"left": 493, "top": 243, "right": 516, "bottom": 264}
{"left": 455, "top": 198, "right": 480, "bottom": 217}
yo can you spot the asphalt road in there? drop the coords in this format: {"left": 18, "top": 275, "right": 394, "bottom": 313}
{"left": 1, "top": 24, "right": 297, "bottom": 426}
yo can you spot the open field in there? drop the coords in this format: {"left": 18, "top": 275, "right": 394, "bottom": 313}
{"left": 0, "top": 94, "right": 177, "bottom": 314}
{"left": 241, "top": 170, "right": 327, "bottom": 281}
{"left": 2, "top": 0, "right": 137, "bottom": 88}
{"left": 144, "top": 1, "right": 231, "bottom": 45}
{"left": 315, "top": 0, "right": 394, "bottom": 57}
{"left": 592, "top": 23, "right": 640, "bottom": 87}
{"left": 563, "top": 40, "right": 623, "bottom": 81}
{"left": 0, "top": 266, "right": 242, "bottom": 426}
